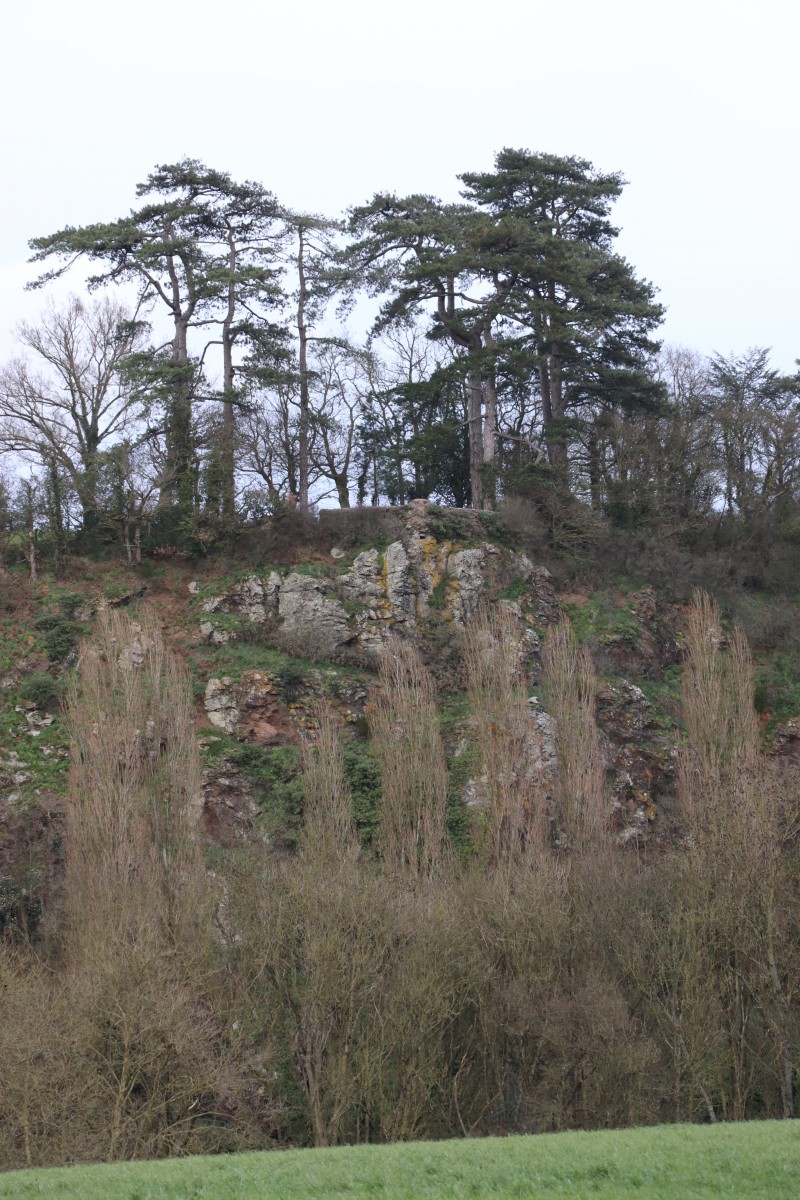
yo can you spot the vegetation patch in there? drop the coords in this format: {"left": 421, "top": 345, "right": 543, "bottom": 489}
{"left": 754, "top": 649, "right": 800, "bottom": 724}
{"left": 427, "top": 576, "right": 448, "bottom": 611}
{"left": 201, "top": 734, "right": 304, "bottom": 846}
{"left": 18, "top": 672, "right": 63, "bottom": 712}
{"left": 562, "top": 588, "right": 644, "bottom": 648}
{"left": 499, "top": 575, "right": 530, "bottom": 601}
{"left": 342, "top": 738, "right": 382, "bottom": 844}
{"left": 34, "top": 614, "right": 80, "bottom": 663}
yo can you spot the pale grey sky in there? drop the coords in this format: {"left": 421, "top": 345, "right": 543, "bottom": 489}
{"left": 1, "top": 0, "right": 798, "bottom": 369}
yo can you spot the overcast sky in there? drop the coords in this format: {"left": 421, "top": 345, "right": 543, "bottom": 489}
{"left": 1, "top": 0, "right": 797, "bottom": 369}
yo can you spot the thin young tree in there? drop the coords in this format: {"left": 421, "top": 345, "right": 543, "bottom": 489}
{"left": 368, "top": 640, "right": 450, "bottom": 879}
{"left": 542, "top": 618, "right": 606, "bottom": 852}
{"left": 301, "top": 704, "right": 359, "bottom": 864}
{"left": 676, "top": 589, "right": 798, "bottom": 1119}
{"left": 462, "top": 604, "right": 548, "bottom": 862}
{"left": 64, "top": 609, "right": 220, "bottom": 1159}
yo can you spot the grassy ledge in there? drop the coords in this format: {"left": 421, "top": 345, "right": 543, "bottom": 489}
{"left": 2, "top": 1121, "right": 799, "bottom": 1200}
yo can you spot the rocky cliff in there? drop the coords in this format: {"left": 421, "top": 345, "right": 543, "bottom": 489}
{"left": 0, "top": 501, "right": 731, "bottom": 927}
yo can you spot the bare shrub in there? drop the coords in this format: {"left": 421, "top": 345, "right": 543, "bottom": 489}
{"left": 354, "top": 883, "right": 475, "bottom": 1142}
{"left": 462, "top": 605, "right": 548, "bottom": 862}
{"left": 679, "top": 588, "right": 759, "bottom": 837}
{"left": 451, "top": 858, "right": 568, "bottom": 1133}
{"left": 542, "top": 618, "right": 606, "bottom": 852}
{"left": 638, "top": 590, "right": 800, "bottom": 1123}
{"left": 223, "top": 846, "right": 395, "bottom": 1147}
{"left": 0, "top": 572, "right": 30, "bottom": 614}
{"left": 368, "top": 640, "right": 450, "bottom": 878}
{"left": 0, "top": 945, "right": 101, "bottom": 1168}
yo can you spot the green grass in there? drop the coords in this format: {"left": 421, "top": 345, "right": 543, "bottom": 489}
{"left": 754, "top": 649, "right": 800, "bottom": 725}
{"left": 2, "top": 1121, "right": 799, "bottom": 1199}
{"left": 499, "top": 576, "right": 531, "bottom": 601}
{"left": 562, "top": 589, "right": 644, "bottom": 649}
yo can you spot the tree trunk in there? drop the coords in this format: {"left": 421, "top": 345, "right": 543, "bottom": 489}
{"left": 467, "top": 369, "right": 484, "bottom": 510}
{"left": 220, "top": 229, "right": 238, "bottom": 526}
{"left": 482, "top": 326, "right": 497, "bottom": 509}
{"left": 23, "top": 483, "right": 37, "bottom": 582}
{"left": 297, "top": 227, "right": 310, "bottom": 513}
{"left": 334, "top": 476, "right": 351, "bottom": 508}
{"left": 587, "top": 426, "right": 602, "bottom": 511}
{"left": 168, "top": 314, "right": 195, "bottom": 516}
{"left": 545, "top": 344, "right": 569, "bottom": 474}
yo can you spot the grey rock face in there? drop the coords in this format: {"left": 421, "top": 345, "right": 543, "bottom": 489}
{"left": 204, "top": 576, "right": 266, "bottom": 621}
{"left": 204, "top": 677, "right": 240, "bottom": 734}
{"left": 529, "top": 707, "right": 558, "bottom": 778}
{"left": 198, "top": 760, "right": 261, "bottom": 847}
{"left": 340, "top": 549, "right": 384, "bottom": 606}
{"left": 384, "top": 541, "right": 415, "bottom": 623}
{"left": 204, "top": 671, "right": 298, "bottom": 743}
{"left": 265, "top": 571, "right": 281, "bottom": 614}
{"left": 278, "top": 574, "right": 353, "bottom": 657}
{"left": 117, "top": 624, "right": 150, "bottom": 670}
{"left": 193, "top": 523, "right": 558, "bottom": 661}
{"left": 449, "top": 548, "right": 486, "bottom": 626}
{"left": 199, "top": 622, "right": 232, "bottom": 646}
{"left": 510, "top": 554, "right": 561, "bottom": 626}
{"left": 235, "top": 576, "right": 267, "bottom": 621}
{"left": 460, "top": 706, "right": 557, "bottom": 810}
{"left": 406, "top": 532, "right": 447, "bottom": 616}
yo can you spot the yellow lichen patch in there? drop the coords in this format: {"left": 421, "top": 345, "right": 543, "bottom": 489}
{"left": 417, "top": 534, "right": 442, "bottom": 560}
{"left": 421, "top": 536, "right": 453, "bottom": 582}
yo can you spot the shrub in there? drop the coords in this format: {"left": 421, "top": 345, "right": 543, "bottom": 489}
{"left": 425, "top": 505, "right": 483, "bottom": 544}
{"left": 56, "top": 555, "right": 97, "bottom": 583}
{"left": 0, "top": 574, "right": 29, "bottom": 614}
{"left": 35, "top": 615, "right": 77, "bottom": 662}
{"left": 368, "top": 641, "right": 450, "bottom": 878}
{"left": 276, "top": 660, "right": 307, "bottom": 700}
{"left": 19, "top": 672, "right": 63, "bottom": 712}
{"left": 56, "top": 591, "right": 83, "bottom": 619}
{"left": 231, "top": 744, "right": 305, "bottom": 847}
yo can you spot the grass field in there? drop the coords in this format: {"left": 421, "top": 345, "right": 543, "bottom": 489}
{"left": 1, "top": 1121, "right": 799, "bottom": 1199}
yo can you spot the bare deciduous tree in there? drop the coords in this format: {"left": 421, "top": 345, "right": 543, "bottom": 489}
{"left": 0, "top": 296, "right": 145, "bottom": 530}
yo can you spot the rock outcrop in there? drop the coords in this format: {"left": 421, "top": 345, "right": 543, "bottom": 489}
{"left": 204, "top": 672, "right": 298, "bottom": 744}
{"left": 203, "top": 575, "right": 268, "bottom": 621}
{"left": 278, "top": 574, "right": 354, "bottom": 657}
{"left": 194, "top": 521, "right": 562, "bottom": 662}
{"left": 197, "top": 756, "right": 261, "bottom": 847}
